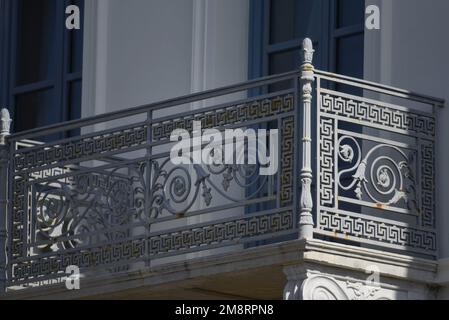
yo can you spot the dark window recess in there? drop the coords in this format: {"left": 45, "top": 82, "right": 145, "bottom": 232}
{"left": 0, "top": 0, "right": 84, "bottom": 138}
{"left": 337, "top": 0, "right": 365, "bottom": 28}
{"left": 249, "top": 0, "right": 365, "bottom": 80}
{"left": 270, "top": 0, "right": 323, "bottom": 45}
{"left": 16, "top": 0, "right": 57, "bottom": 86}
{"left": 15, "top": 89, "right": 57, "bottom": 132}
{"left": 335, "top": 33, "right": 365, "bottom": 95}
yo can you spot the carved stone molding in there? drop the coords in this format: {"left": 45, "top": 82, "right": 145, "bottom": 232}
{"left": 283, "top": 265, "right": 394, "bottom": 300}
{"left": 302, "top": 276, "right": 350, "bottom": 300}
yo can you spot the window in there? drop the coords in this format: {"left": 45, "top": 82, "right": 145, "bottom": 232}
{"left": 246, "top": 0, "right": 365, "bottom": 245}
{"left": 0, "top": 0, "right": 84, "bottom": 138}
{"left": 249, "top": 0, "right": 365, "bottom": 81}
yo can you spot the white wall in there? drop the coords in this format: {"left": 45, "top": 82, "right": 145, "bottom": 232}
{"left": 82, "top": 0, "right": 194, "bottom": 119}
{"left": 191, "top": 0, "right": 249, "bottom": 94}
{"left": 82, "top": 0, "right": 249, "bottom": 115}
{"left": 81, "top": 0, "right": 250, "bottom": 263}
{"left": 364, "top": 0, "right": 449, "bottom": 274}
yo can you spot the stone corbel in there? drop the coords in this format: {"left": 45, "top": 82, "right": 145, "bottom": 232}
{"left": 283, "top": 264, "right": 389, "bottom": 300}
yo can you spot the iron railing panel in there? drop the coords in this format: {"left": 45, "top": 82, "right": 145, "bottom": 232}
{"left": 314, "top": 73, "right": 438, "bottom": 258}
{"left": 0, "top": 38, "right": 444, "bottom": 291}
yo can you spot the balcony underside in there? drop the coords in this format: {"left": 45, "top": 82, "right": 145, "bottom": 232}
{"left": 1, "top": 239, "right": 437, "bottom": 300}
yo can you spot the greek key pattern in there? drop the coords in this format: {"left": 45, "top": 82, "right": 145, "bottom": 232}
{"left": 149, "top": 211, "right": 294, "bottom": 255}
{"left": 30, "top": 167, "right": 71, "bottom": 181}
{"left": 13, "top": 125, "right": 148, "bottom": 172}
{"left": 421, "top": 141, "right": 435, "bottom": 227}
{"left": 321, "top": 92, "right": 435, "bottom": 137}
{"left": 11, "top": 176, "right": 27, "bottom": 258}
{"left": 10, "top": 211, "right": 294, "bottom": 282}
{"left": 318, "top": 211, "right": 436, "bottom": 251}
{"left": 8, "top": 93, "right": 299, "bottom": 286}
{"left": 280, "top": 117, "right": 294, "bottom": 207}
{"left": 152, "top": 94, "right": 294, "bottom": 142}
{"left": 319, "top": 117, "right": 335, "bottom": 207}
{"left": 317, "top": 89, "right": 437, "bottom": 254}
{"left": 12, "top": 239, "right": 147, "bottom": 282}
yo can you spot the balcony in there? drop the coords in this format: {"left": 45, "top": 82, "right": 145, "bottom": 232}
{"left": 0, "top": 39, "right": 444, "bottom": 299}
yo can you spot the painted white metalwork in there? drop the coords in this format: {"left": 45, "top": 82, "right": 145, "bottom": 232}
{"left": 6, "top": 81, "right": 298, "bottom": 288}
{"left": 314, "top": 71, "right": 439, "bottom": 257}
{"left": 0, "top": 108, "right": 10, "bottom": 292}
{"left": 0, "top": 109, "right": 11, "bottom": 146}
{"left": 298, "top": 38, "right": 315, "bottom": 239}
{"left": 0, "top": 39, "right": 444, "bottom": 291}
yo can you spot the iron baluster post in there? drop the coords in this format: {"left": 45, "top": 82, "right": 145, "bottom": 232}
{"left": 298, "top": 38, "right": 315, "bottom": 239}
{"left": 0, "top": 109, "right": 11, "bottom": 292}
{"left": 146, "top": 110, "right": 153, "bottom": 267}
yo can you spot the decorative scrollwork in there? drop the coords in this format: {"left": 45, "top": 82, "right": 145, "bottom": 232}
{"left": 149, "top": 155, "right": 269, "bottom": 218}
{"left": 337, "top": 136, "right": 417, "bottom": 210}
{"left": 317, "top": 89, "right": 437, "bottom": 256}
{"left": 34, "top": 163, "right": 146, "bottom": 251}
{"left": 8, "top": 93, "right": 295, "bottom": 286}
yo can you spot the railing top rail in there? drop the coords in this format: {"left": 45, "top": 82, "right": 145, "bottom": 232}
{"left": 8, "top": 68, "right": 445, "bottom": 142}
{"left": 315, "top": 69, "right": 445, "bottom": 107}
{"left": 8, "top": 70, "right": 300, "bottom": 141}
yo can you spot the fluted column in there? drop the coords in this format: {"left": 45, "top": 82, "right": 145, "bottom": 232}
{"left": 298, "top": 38, "right": 315, "bottom": 239}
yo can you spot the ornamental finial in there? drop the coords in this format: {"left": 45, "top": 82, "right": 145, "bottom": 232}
{"left": 301, "top": 38, "right": 314, "bottom": 65}
{"left": 0, "top": 109, "right": 11, "bottom": 145}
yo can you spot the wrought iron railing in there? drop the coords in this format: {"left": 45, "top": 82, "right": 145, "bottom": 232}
{"left": 0, "top": 39, "right": 444, "bottom": 291}
{"left": 314, "top": 69, "right": 442, "bottom": 257}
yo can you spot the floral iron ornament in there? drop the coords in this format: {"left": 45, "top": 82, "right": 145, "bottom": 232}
{"left": 337, "top": 136, "right": 418, "bottom": 210}
{"left": 149, "top": 156, "right": 268, "bottom": 220}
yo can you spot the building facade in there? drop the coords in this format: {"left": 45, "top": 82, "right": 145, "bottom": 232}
{"left": 0, "top": 0, "right": 449, "bottom": 300}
